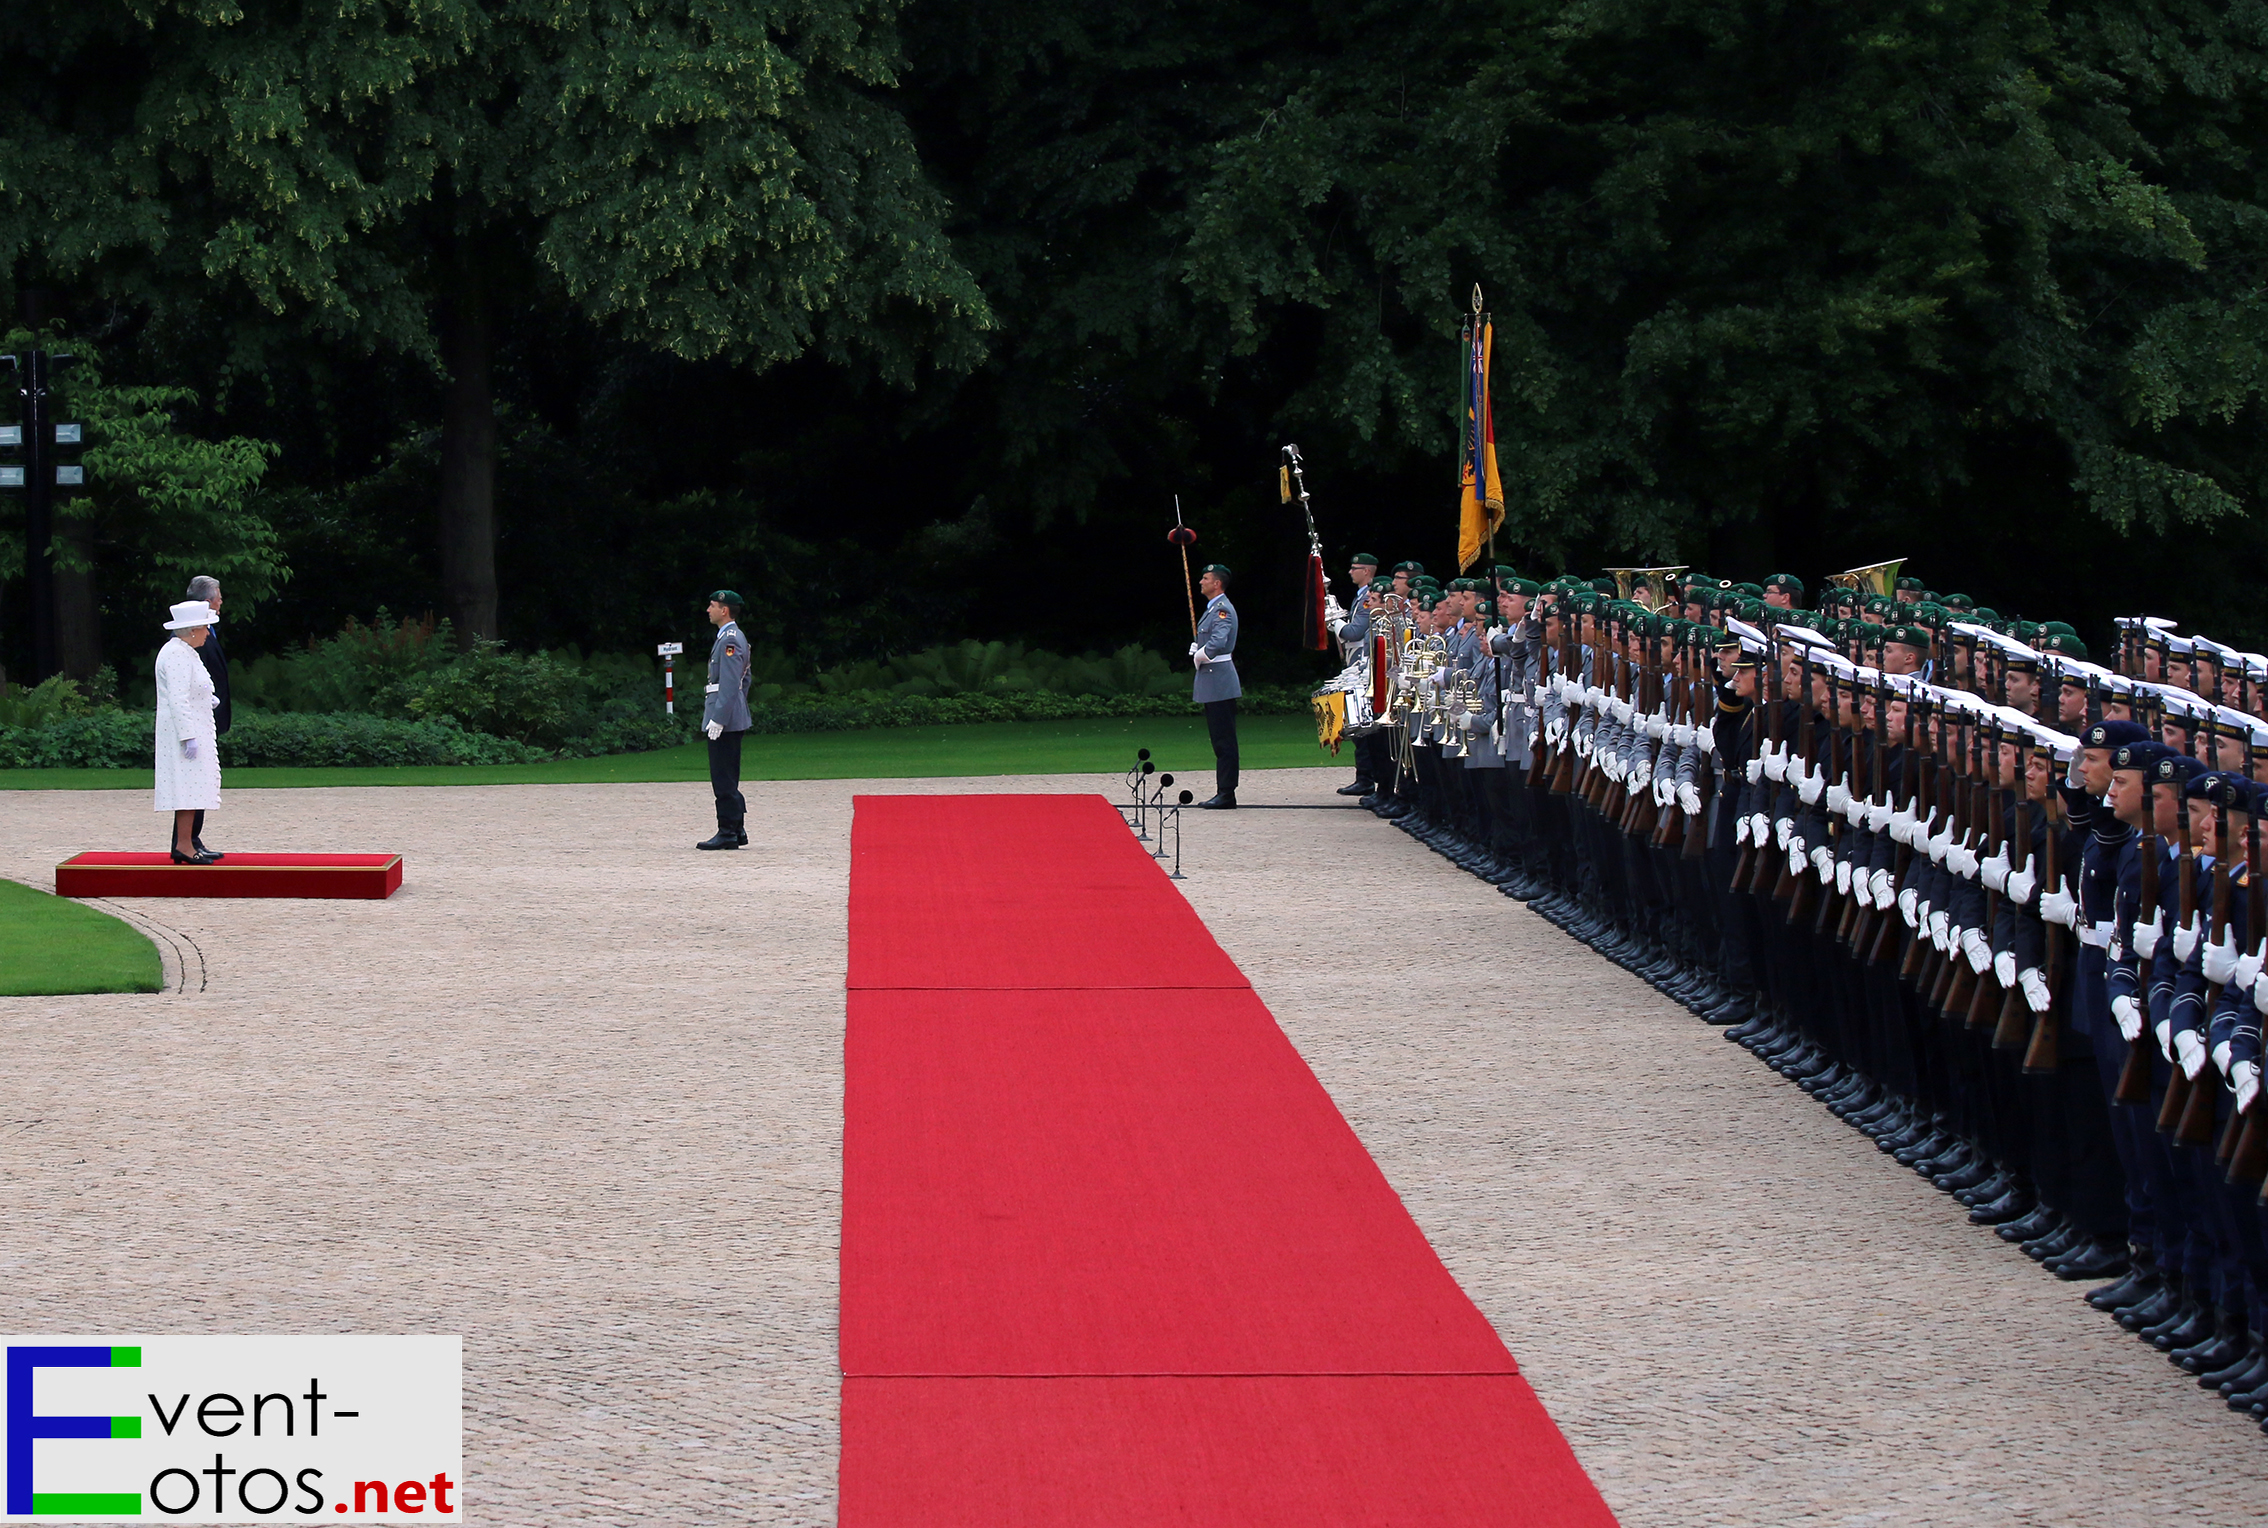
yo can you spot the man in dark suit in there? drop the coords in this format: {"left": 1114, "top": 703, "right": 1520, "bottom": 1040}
{"left": 186, "top": 575, "right": 231, "bottom": 857}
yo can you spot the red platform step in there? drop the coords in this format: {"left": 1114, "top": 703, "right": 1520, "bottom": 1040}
{"left": 57, "top": 852, "right": 403, "bottom": 900}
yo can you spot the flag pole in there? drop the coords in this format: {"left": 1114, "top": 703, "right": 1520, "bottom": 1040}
{"left": 1170, "top": 495, "right": 1199, "bottom": 637}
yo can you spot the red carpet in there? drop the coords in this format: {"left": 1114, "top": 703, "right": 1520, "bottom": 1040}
{"left": 841, "top": 794, "right": 1614, "bottom": 1526}
{"left": 56, "top": 851, "right": 403, "bottom": 899}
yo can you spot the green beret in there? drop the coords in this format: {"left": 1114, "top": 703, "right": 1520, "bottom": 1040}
{"left": 1764, "top": 573, "right": 1805, "bottom": 596}
{"left": 1895, "top": 576, "right": 1925, "bottom": 592}
{"left": 1501, "top": 578, "right": 1540, "bottom": 597}
{"left": 1886, "top": 623, "right": 1932, "bottom": 650}
{"left": 1202, "top": 563, "right": 1231, "bottom": 577}
{"left": 1349, "top": 552, "right": 1380, "bottom": 567}
{"left": 2044, "top": 621, "right": 2077, "bottom": 637}
{"left": 709, "top": 588, "right": 744, "bottom": 608}
{"left": 2043, "top": 633, "right": 2090, "bottom": 663}
{"left": 1591, "top": 577, "right": 1617, "bottom": 595}
{"left": 1942, "top": 593, "right": 1975, "bottom": 611}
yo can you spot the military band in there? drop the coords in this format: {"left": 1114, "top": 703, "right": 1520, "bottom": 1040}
{"left": 1314, "top": 562, "right": 2268, "bottom": 1430}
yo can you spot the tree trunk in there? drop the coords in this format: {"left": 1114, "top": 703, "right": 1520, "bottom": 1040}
{"left": 52, "top": 514, "right": 103, "bottom": 681}
{"left": 437, "top": 253, "right": 498, "bottom": 646}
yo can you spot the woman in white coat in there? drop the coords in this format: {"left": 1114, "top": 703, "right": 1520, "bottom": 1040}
{"left": 155, "top": 599, "right": 224, "bottom": 863}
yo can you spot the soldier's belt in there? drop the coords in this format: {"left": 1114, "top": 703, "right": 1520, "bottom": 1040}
{"left": 706, "top": 683, "right": 721, "bottom": 693}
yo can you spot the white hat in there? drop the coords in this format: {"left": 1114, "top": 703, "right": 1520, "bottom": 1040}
{"left": 163, "top": 600, "right": 219, "bottom": 630}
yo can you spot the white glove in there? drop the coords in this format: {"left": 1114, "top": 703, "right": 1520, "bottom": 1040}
{"left": 1812, "top": 844, "right": 1834, "bottom": 881}
{"left": 705, "top": 720, "right": 724, "bottom": 741}
{"left": 1670, "top": 722, "right": 1695, "bottom": 748}
{"left": 2214, "top": 1039, "right": 2234, "bottom": 1077}
{"left": 1994, "top": 950, "right": 2017, "bottom": 987}
{"left": 2111, "top": 994, "right": 2142, "bottom": 1041}
{"left": 1678, "top": 783, "right": 1702, "bottom": 815}
{"left": 2174, "top": 915, "right": 2201, "bottom": 964}
{"left": 1962, "top": 926, "right": 1992, "bottom": 973}
{"left": 181, "top": 737, "right": 198, "bottom": 760}
{"left": 1530, "top": 685, "right": 1545, "bottom": 706}
{"left": 1697, "top": 726, "right": 1715, "bottom": 756}
{"left": 1981, "top": 850, "right": 2010, "bottom": 893}
{"left": 2236, "top": 1060, "right": 2262, "bottom": 1115}
{"left": 2155, "top": 1019, "right": 2174, "bottom": 1061}
{"left": 1929, "top": 910, "right": 1951, "bottom": 950}
{"left": 1784, "top": 831, "right": 1803, "bottom": 861}
{"left": 2132, "top": 913, "right": 2164, "bottom": 960}
{"left": 1898, "top": 888, "right": 1921, "bottom": 928}
{"left": 2236, "top": 938, "right": 2267, "bottom": 993}
{"left": 1890, "top": 805, "right": 1918, "bottom": 843}
{"left": 1926, "top": 821, "right": 1952, "bottom": 864}
{"left": 1735, "top": 813, "right": 1752, "bottom": 846}
{"left": 1797, "top": 767, "right": 1825, "bottom": 806}
{"left": 1836, "top": 858, "right": 1853, "bottom": 895}
{"left": 2039, "top": 888, "right": 2078, "bottom": 929}
{"left": 1188, "top": 641, "right": 1202, "bottom": 658}
{"left": 1745, "top": 754, "right": 1765, "bottom": 784}
{"left": 2020, "top": 967, "right": 2051, "bottom": 1014}
{"left": 1826, "top": 781, "right": 1851, "bottom": 816}
{"left": 1949, "top": 839, "right": 1979, "bottom": 879}
{"left": 1866, "top": 797, "right": 1894, "bottom": 833}
{"left": 1871, "top": 868, "right": 1895, "bottom": 907}
{"left": 1775, "top": 818, "right": 1795, "bottom": 851}
{"left": 2176, "top": 1029, "right": 2207, "bottom": 1079}
{"left": 2204, "top": 930, "right": 2241, "bottom": 987}
{"left": 2005, "top": 862, "right": 2036, "bottom": 907}
{"left": 1646, "top": 711, "right": 1668, "bottom": 741}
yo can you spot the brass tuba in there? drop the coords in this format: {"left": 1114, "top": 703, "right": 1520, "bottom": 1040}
{"left": 1827, "top": 558, "right": 1906, "bottom": 600}
{"left": 1603, "top": 566, "right": 1690, "bottom": 608}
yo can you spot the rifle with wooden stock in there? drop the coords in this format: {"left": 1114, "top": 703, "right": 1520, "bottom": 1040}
{"left": 2022, "top": 792, "right": 2065, "bottom": 1074}
{"left": 2174, "top": 799, "right": 2234, "bottom": 1146}
{"left": 2158, "top": 780, "right": 2203, "bottom": 1134}
{"left": 2115, "top": 790, "right": 2163, "bottom": 1107}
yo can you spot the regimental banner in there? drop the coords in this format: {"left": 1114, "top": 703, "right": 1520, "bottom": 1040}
{"left": 3, "top": 1337, "right": 460, "bottom": 1522}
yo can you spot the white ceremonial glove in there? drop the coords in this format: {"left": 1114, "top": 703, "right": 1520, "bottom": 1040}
{"left": 1611, "top": 696, "right": 1633, "bottom": 725}
{"left": 1775, "top": 817, "right": 1794, "bottom": 851}
{"left": 2112, "top": 994, "right": 2143, "bottom": 1041}
{"left": 1530, "top": 684, "right": 1545, "bottom": 706}
{"left": 2176, "top": 1029, "right": 2207, "bottom": 1079}
{"left": 1866, "top": 797, "right": 1894, "bottom": 833}
{"left": 1631, "top": 759, "right": 1653, "bottom": 792}
{"left": 1545, "top": 718, "right": 1567, "bottom": 746}
{"left": 1189, "top": 641, "right": 1202, "bottom": 658}
{"left": 2155, "top": 1018, "right": 2175, "bottom": 1061}
{"left": 2132, "top": 912, "right": 2164, "bottom": 960}
{"left": 1751, "top": 811, "right": 1772, "bottom": 848}
{"left": 1671, "top": 722, "right": 1695, "bottom": 748}
{"left": 2174, "top": 914, "right": 2201, "bottom": 965}
{"left": 1735, "top": 813, "right": 1752, "bottom": 846}
{"left": 1981, "top": 850, "right": 2010, "bottom": 893}
{"left": 1764, "top": 746, "right": 1789, "bottom": 783}
{"left": 2214, "top": 1039, "right": 2234, "bottom": 1078}
{"left": 2256, "top": 968, "right": 2268, "bottom": 1017}
{"left": 1798, "top": 767, "right": 1825, "bottom": 806}
{"left": 1697, "top": 726, "right": 1716, "bottom": 756}
{"left": 1646, "top": 711, "right": 1668, "bottom": 741}
{"left": 1962, "top": 926, "right": 1992, "bottom": 973}
{"left": 1929, "top": 909, "right": 1952, "bottom": 950}
{"left": 2039, "top": 888, "right": 2078, "bottom": 929}
{"left": 2236, "top": 937, "right": 2267, "bottom": 993}
{"left": 1950, "top": 838, "right": 1980, "bottom": 879}
{"left": 1193, "top": 648, "right": 1212, "bottom": 669}
{"left": 2019, "top": 967, "right": 2051, "bottom": 1014}
{"left": 1574, "top": 730, "right": 1592, "bottom": 757}
{"left": 1813, "top": 844, "right": 1834, "bottom": 881}
{"left": 1925, "top": 821, "right": 1952, "bottom": 864}
{"left": 1995, "top": 950, "right": 2017, "bottom": 988}
{"left": 1826, "top": 781, "right": 1851, "bottom": 816}
{"left": 1890, "top": 805, "right": 1918, "bottom": 844}
{"left": 2237, "top": 1060, "right": 2262, "bottom": 1115}
{"left": 1836, "top": 858, "right": 1854, "bottom": 895}
{"left": 705, "top": 720, "right": 724, "bottom": 741}
{"left": 180, "top": 737, "right": 198, "bottom": 760}
{"left": 1871, "top": 867, "right": 1895, "bottom": 907}
{"left": 2004, "top": 862, "right": 2036, "bottom": 907}
{"left": 1745, "top": 754, "right": 1765, "bottom": 784}
{"left": 1899, "top": 887, "right": 1921, "bottom": 928}
{"left": 2204, "top": 930, "right": 2241, "bottom": 987}
{"left": 1678, "top": 783, "right": 1702, "bottom": 816}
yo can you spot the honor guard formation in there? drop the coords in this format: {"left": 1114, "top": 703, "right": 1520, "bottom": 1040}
{"left": 1313, "top": 558, "right": 2268, "bottom": 1431}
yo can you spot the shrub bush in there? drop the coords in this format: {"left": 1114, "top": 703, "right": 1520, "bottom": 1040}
{"left": 0, "top": 711, "right": 548, "bottom": 769}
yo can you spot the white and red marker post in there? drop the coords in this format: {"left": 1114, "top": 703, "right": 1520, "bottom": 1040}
{"left": 657, "top": 642, "right": 684, "bottom": 714}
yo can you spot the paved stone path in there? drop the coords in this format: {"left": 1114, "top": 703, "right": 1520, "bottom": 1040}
{"left": 4, "top": 768, "right": 2265, "bottom": 1525}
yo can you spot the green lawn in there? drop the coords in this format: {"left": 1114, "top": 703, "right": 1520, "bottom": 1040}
{"left": 0, "top": 877, "right": 163, "bottom": 995}
{"left": 0, "top": 712, "right": 1337, "bottom": 790}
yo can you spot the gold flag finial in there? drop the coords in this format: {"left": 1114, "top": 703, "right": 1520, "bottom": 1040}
{"left": 1471, "top": 284, "right": 1484, "bottom": 315}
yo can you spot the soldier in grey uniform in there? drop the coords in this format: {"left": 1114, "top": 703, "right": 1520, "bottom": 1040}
{"left": 698, "top": 589, "right": 754, "bottom": 850}
{"left": 1192, "top": 563, "right": 1242, "bottom": 809}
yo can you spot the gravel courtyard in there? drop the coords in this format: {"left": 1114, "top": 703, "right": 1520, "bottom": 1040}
{"left": 3, "top": 768, "right": 2264, "bottom": 1526}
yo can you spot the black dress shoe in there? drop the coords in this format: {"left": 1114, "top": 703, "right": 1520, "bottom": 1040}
{"left": 734, "top": 827, "right": 750, "bottom": 847}
{"left": 2083, "top": 1263, "right": 2153, "bottom": 1311}
{"left": 1997, "top": 1204, "right": 2060, "bottom": 1243}
{"left": 168, "top": 848, "right": 220, "bottom": 865}
{"left": 2203, "top": 1346, "right": 2265, "bottom": 1393}
{"left": 697, "top": 831, "right": 741, "bottom": 850}
{"left": 2153, "top": 1303, "right": 2215, "bottom": 1352}
{"left": 2048, "top": 1240, "right": 2129, "bottom": 1282}
{"left": 2140, "top": 1296, "right": 2203, "bottom": 1345}
{"left": 1968, "top": 1187, "right": 2034, "bottom": 1226}
{"left": 192, "top": 838, "right": 224, "bottom": 861}
{"left": 2022, "top": 1222, "right": 2080, "bottom": 1262}
{"left": 2117, "top": 1285, "right": 2182, "bottom": 1331}
{"left": 1197, "top": 794, "right": 1237, "bottom": 809}
{"left": 1337, "top": 780, "right": 1375, "bottom": 796}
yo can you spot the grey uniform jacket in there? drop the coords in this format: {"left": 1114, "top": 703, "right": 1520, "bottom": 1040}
{"left": 704, "top": 620, "right": 754, "bottom": 732}
{"left": 1193, "top": 594, "right": 1243, "bottom": 703}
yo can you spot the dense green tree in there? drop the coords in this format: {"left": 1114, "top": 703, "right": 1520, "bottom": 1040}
{"left": 3, "top": 0, "right": 988, "bottom": 643}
